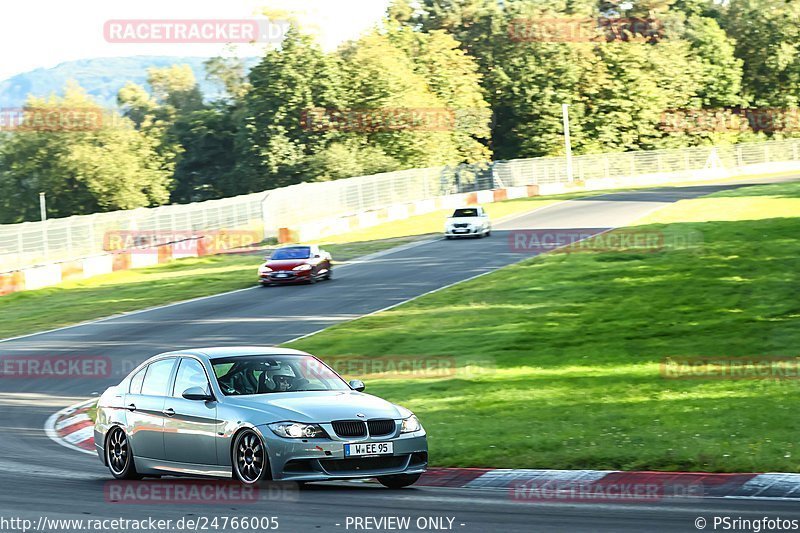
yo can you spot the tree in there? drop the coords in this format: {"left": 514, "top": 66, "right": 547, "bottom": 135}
{"left": 0, "top": 84, "right": 173, "bottom": 222}
{"left": 233, "top": 28, "right": 345, "bottom": 191}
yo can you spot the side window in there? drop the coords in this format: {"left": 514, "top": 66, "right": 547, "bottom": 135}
{"left": 172, "top": 358, "right": 210, "bottom": 397}
{"left": 140, "top": 359, "right": 176, "bottom": 396}
{"left": 129, "top": 367, "right": 146, "bottom": 394}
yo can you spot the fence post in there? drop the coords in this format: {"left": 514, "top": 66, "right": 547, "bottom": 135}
{"left": 17, "top": 230, "right": 23, "bottom": 271}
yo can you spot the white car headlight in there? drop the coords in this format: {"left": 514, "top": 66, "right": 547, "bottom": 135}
{"left": 259, "top": 265, "right": 272, "bottom": 274}
{"left": 268, "top": 422, "right": 327, "bottom": 438}
{"left": 293, "top": 264, "right": 313, "bottom": 271}
{"left": 401, "top": 415, "right": 422, "bottom": 433}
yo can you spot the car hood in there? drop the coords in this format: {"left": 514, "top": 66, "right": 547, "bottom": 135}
{"left": 222, "top": 390, "right": 405, "bottom": 424}
{"left": 264, "top": 259, "right": 308, "bottom": 270}
{"left": 447, "top": 217, "right": 481, "bottom": 223}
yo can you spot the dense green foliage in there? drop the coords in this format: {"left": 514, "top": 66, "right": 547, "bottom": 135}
{"left": 0, "top": 0, "right": 797, "bottom": 221}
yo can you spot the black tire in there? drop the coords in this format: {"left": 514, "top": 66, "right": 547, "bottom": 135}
{"left": 325, "top": 268, "right": 332, "bottom": 280}
{"left": 232, "top": 430, "right": 271, "bottom": 485}
{"left": 485, "top": 230, "right": 491, "bottom": 237}
{"left": 105, "top": 426, "right": 143, "bottom": 480}
{"left": 308, "top": 273, "right": 317, "bottom": 284}
{"left": 377, "top": 473, "right": 421, "bottom": 489}
{"left": 259, "top": 282, "right": 271, "bottom": 287}
{"left": 445, "top": 236, "right": 453, "bottom": 240}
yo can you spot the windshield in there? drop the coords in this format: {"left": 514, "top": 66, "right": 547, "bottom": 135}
{"left": 270, "top": 247, "right": 311, "bottom": 260}
{"left": 452, "top": 208, "right": 478, "bottom": 217}
{"left": 211, "top": 355, "right": 349, "bottom": 395}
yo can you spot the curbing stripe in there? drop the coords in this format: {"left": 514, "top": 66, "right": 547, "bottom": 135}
{"left": 55, "top": 413, "right": 90, "bottom": 431}
{"left": 61, "top": 425, "right": 94, "bottom": 446}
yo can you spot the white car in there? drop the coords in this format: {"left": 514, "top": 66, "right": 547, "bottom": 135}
{"left": 444, "top": 207, "right": 492, "bottom": 239}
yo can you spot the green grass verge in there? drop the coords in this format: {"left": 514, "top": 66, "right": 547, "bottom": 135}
{"left": 289, "top": 180, "right": 800, "bottom": 472}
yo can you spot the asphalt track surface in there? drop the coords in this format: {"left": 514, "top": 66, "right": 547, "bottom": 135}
{"left": 1, "top": 179, "right": 799, "bottom": 533}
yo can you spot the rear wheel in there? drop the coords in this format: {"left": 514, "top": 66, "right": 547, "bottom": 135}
{"left": 325, "top": 268, "right": 332, "bottom": 280}
{"left": 232, "top": 430, "right": 271, "bottom": 485}
{"left": 377, "top": 473, "right": 421, "bottom": 489}
{"left": 106, "top": 426, "right": 142, "bottom": 480}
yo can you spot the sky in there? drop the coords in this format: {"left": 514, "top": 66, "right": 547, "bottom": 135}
{"left": 0, "top": 0, "right": 392, "bottom": 82}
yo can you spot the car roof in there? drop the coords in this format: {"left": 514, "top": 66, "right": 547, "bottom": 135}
{"left": 159, "top": 346, "right": 312, "bottom": 361}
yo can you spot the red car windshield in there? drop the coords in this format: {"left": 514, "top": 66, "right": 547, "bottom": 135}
{"left": 270, "top": 247, "right": 311, "bottom": 260}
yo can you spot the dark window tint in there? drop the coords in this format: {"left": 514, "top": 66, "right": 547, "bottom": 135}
{"left": 140, "top": 359, "right": 175, "bottom": 396}
{"left": 173, "top": 358, "right": 210, "bottom": 397}
{"left": 453, "top": 209, "right": 478, "bottom": 217}
{"left": 129, "top": 367, "right": 146, "bottom": 394}
{"left": 271, "top": 247, "right": 311, "bottom": 260}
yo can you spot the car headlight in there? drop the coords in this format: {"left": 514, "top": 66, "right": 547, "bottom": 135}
{"left": 259, "top": 266, "right": 272, "bottom": 273}
{"left": 293, "top": 264, "right": 313, "bottom": 271}
{"left": 268, "top": 422, "right": 328, "bottom": 438}
{"left": 401, "top": 415, "right": 422, "bottom": 433}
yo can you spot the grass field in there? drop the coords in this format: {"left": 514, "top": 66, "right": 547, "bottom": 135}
{"left": 289, "top": 180, "right": 800, "bottom": 472}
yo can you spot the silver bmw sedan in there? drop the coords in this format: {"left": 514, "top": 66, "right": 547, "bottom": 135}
{"left": 94, "top": 347, "right": 428, "bottom": 488}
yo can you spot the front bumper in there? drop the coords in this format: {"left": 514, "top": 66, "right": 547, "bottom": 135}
{"left": 257, "top": 427, "right": 428, "bottom": 481}
{"left": 259, "top": 270, "right": 312, "bottom": 284}
{"left": 445, "top": 227, "right": 483, "bottom": 237}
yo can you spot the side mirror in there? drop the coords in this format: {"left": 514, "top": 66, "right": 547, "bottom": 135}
{"left": 182, "top": 386, "right": 214, "bottom": 401}
{"left": 349, "top": 379, "right": 365, "bottom": 392}
{"left": 314, "top": 254, "right": 321, "bottom": 258}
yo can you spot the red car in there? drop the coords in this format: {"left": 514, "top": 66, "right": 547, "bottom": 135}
{"left": 258, "top": 245, "right": 332, "bottom": 286}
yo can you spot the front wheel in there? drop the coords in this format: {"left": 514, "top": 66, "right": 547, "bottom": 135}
{"left": 232, "top": 430, "right": 271, "bottom": 485}
{"left": 325, "top": 269, "right": 332, "bottom": 280}
{"left": 377, "top": 473, "right": 421, "bottom": 489}
{"left": 106, "top": 426, "right": 142, "bottom": 480}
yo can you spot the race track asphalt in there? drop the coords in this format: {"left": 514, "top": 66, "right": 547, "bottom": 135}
{"left": 1, "top": 178, "right": 798, "bottom": 533}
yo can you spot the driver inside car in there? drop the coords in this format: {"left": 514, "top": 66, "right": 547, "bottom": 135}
{"left": 269, "top": 367, "right": 295, "bottom": 391}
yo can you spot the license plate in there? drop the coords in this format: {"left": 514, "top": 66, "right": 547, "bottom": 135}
{"left": 274, "top": 273, "right": 290, "bottom": 278}
{"left": 454, "top": 229, "right": 468, "bottom": 233}
{"left": 344, "top": 442, "right": 393, "bottom": 457}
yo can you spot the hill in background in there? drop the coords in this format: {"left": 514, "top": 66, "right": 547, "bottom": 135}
{"left": 0, "top": 56, "right": 261, "bottom": 108}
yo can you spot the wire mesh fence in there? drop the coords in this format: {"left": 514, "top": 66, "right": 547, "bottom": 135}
{"left": 2, "top": 137, "right": 799, "bottom": 273}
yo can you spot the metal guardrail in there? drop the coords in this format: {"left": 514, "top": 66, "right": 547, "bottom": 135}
{"left": 2, "top": 138, "right": 799, "bottom": 273}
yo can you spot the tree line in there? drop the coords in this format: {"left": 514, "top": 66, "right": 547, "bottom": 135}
{"left": 0, "top": 0, "right": 797, "bottom": 222}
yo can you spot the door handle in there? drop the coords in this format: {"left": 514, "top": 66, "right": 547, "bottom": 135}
{"left": 162, "top": 408, "right": 175, "bottom": 417}
{"left": 126, "top": 403, "right": 136, "bottom": 412}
